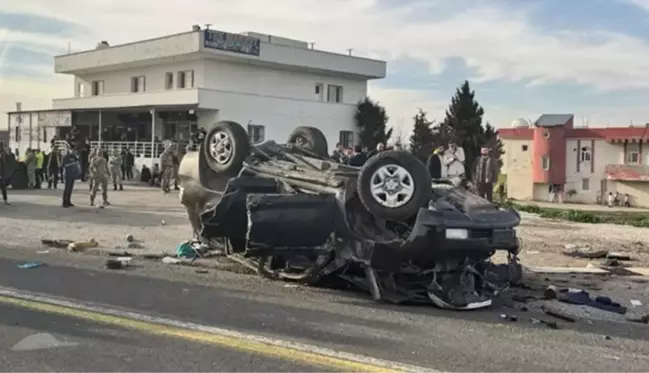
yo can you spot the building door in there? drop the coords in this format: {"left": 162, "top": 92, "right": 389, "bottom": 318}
{"left": 598, "top": 179, "right": 607, "bottom": 205}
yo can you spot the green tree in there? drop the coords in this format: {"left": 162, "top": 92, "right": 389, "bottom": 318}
{"left": 408, "top": 109, "right": 435, "bottom": 161}
{"left": 441, "top": 80, "right": 503, "bottom": 179}
{"left": 355, "top": 97, "right": 392, "bottom": 150}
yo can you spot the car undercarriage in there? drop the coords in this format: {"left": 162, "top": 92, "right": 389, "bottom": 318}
{"left": 178, "top": 121, "right": 522, "bottom": 310}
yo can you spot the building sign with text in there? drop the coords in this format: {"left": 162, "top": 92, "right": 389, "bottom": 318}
{"left": 204, "top": 29, "right": 260, "bottom": 56}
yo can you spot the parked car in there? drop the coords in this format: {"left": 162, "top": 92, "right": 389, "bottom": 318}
{"left": 178, "top": 121, "right": 522, "bottom": 310}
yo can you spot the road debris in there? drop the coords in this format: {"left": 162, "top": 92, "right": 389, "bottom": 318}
{"left": 36, "top": 250, "right": 50, "bottom": 254}
{"left": 543, "top": 308, "right": 576, "bottom": 322}
{"left": 41, "top": 239, "right": 73, "bottom": 249}
{"left": 68, "top": 239, "right": 98, "bottom": 252}
{"left": 543, "top": 285, "right": 558, "bottom": 300}
{"left": 557, "top": 289, "right": 627, "bottom": 314}
{"left": 126, "top": 234, "right": 134, "bottom": 243}
{"left": 127, "top": 242, "right": 145, "bottom": 249}
{"left": 17, "top": 261, "right": 44, "bottom": 269}
{"left": 608, "top": 252, "right": 632, "bottom": 261}
{"left": 161, "top": 256, "right": 182, "bottom": 264}
{"left": 500, "top": 313, "right": 518, "bottom": 322}
{"left": 530, "top": 317, "right": 559, "bottom": 329}
{"left": 630, "top": 299, "right": 642, "bottom": 307}
{"left": 562, "top": 245, "right": 608, "bottom": 259}
{"left": 626, "top": 314, "right": 649, "bottom": 324}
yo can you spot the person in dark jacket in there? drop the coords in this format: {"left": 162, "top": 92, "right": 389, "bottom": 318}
{"left": 346, "top": 145, "right": 367, "bottom": 167}
{"left": 426, "top": 147, "right": 443, "bottom": 179}
{"left": 0, "top": 141, "right": 9, "bottom": 205}
{"left": 125, "top": 148, "right": 135, "bottom": 180}
{"left": 47, "top": 145, "right": 62, "bottom": 189}
{"left": 331, "top": 143, "right": 348, "bottom": 163}
{"left": 61, "top": 148, "right": 80, "bottom": 208}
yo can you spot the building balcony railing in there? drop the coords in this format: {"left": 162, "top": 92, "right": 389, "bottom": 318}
{"left": 605, "top": 164, "right": 649, "bottom": 181}
{"left": 54, "top": 140, "right": 193, "bottom": 160}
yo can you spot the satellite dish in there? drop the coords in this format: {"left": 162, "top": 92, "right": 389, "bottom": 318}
{"left": 511, "top": 118, "right": 531, "bottom": 128}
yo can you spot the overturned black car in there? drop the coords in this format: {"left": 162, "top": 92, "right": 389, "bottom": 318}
{"left": 178, "top": 121, "right": 522, "bottom": 310}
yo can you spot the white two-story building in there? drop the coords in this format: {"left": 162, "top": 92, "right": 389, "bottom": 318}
{"left": 6, "top": 25, "right": 386, "bottom": 168}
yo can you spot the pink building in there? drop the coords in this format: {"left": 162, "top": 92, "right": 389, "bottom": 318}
{"left": 498, "top": 114, "right": 649, "bottom": 207}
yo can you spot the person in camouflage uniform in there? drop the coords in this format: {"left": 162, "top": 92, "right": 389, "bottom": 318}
{"left": 88, "top": 147, "right": 96, "bottom": 191}
{"left": 159, "top": 143, "right": 176, "bottom": 194}
{"left": 109, "top": 148, "right": 124, "bottom": 191}
{"left": 89, "top": 147, "right": 111, "bottom": 207}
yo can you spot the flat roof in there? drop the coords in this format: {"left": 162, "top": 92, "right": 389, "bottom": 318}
{"left": 6, "top": 104, "right": 198, "bottom": 115}
{"left": 54, "top": 29, "right": 385, "bottom": 64}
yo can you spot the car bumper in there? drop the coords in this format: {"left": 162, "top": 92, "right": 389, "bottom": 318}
{"left": 369, "top": 208, "right": 520, "bottom": 269}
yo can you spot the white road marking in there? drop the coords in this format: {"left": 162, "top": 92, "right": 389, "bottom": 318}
{"left": 0, "top": 286, "right": 438, "bottom": 372}
{"left": 11, "top": 333, "right": 78, "bottom": 351}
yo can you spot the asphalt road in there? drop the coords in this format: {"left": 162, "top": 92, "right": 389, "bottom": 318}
{"left": 0, "top": 303, "right": 320, "bottom": 372}
{"left": 1, "top": 254, "right": 649, "bottom": 372}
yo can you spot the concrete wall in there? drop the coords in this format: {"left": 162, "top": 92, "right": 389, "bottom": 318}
{"left": 202, "top": 60, "right": 366, "bottom": 105}
{"left": 73, "top": 60, "right": 204, "bottom": 98}
{"left": 502, "top": 138, "right": 534, "bottom": 200}
{"left": 563, "top": 139, "right": 623, "bottom": 203}
{"left": 198, "top": 89, "right": 356, "bottom": 150}
{"left": 610, "top": 180, "right": 649, "bottom": 207}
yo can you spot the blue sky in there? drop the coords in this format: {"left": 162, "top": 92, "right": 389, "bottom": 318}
{"left": 3, "top": 0, "right": 649, "bottom": 134}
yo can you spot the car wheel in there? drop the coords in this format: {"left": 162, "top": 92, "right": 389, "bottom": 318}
{"left": 203, "top": 121, "right": 250, "bottom": 174}
{"left": 357, "top": 150, "right": 432, "bottom": 221}
{"left": 287, "top": 126, "right": 329, "bottom": 157}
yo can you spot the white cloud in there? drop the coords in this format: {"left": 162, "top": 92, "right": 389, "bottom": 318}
{"left": 4, "top": 0, "right": 649, "bottom": 133}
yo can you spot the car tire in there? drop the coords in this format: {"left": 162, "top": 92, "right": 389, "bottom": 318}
{"left": 357, "top": 150, "right": 432, "bottom": 221}
{"left": 203, "top": 121, "right": 250, "bottom": 174}
{"left": 287, "top": 126, "right": 329, "bottom": 157}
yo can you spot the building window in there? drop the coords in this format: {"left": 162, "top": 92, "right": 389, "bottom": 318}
{"left": 541, "top": 156, "right": 550, "bottom": 170}
{"left": 42, "top": 127, "right": 47, "bottom": 143}
{"left": 327, "top": 84, "right": 343, "bottom": 103}
{"left": 580, "top": 146, "right": 591, "bottom": 162}
{"left": 14, "top": 125, "right": 20, "bottom": 142}
{"left": 582, "top": 178, "right": 590, "bottom": 191}
{"left": 77, "top": 83, "right": 85, "bottom": 97}
{"left": 521, "top": 144, "right": 528, "bottom": 151}
{"left": 315, "top": 83, "right": 324, "bottom": 101}
{"left": 626, "top": 143, "right": 640, "bottom": 164}
{"left": 339, "top": 131, "right": 354, "bottom": 149}
{"left": 178, "top": 70, "right": 194, "bottom": 88}
{"left": 131, "top": 76, "right": 145, "bottom": 93}
{"left": 91, "top": 80, "right": 104, "bottom": 96}
{"left": 248, "top": 124, "right": 265, "bottom": 144}
{"left": 165, "top": 72, "right": 174, "bottom": 90}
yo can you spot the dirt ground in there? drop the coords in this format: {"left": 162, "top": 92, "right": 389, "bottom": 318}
{"left": 2, "top": 183, "right": 649, "bottom": 268}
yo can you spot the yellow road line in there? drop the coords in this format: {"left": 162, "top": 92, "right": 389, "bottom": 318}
{"left": 0, "top": 294, "right": 423, "bottom": 372}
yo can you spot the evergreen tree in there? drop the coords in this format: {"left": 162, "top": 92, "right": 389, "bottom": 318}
{"left": 408, "top": 109, "right": 435, "bottom": 161}
{"left": 441, "top": 80, "right": 503, "bottom": 179}
{"left": 354, "top": 97, "right": 392, "bottom": 150}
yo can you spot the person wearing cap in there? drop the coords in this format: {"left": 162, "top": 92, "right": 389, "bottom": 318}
{"left": 426, "top": 147, "right": 443, "bottom": 179}
{"left": 473, "top": 147, "right": 499, "bottom": 201}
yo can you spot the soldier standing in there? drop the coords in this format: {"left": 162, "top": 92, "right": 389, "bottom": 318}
{"left": 110, "top": 148, "right": 124, "bottom": 191}
{"left": 172, "top": 150, "right": 181, "bottom": 191}
{"left": 159, "top": 143, "right": 176, "bottom": 194}
{"left": 89, "top": 148, "right": 111, "bottom": 207}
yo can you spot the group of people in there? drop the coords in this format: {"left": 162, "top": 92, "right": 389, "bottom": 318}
{"left": 329, "top": 141, "right": 500, "bottom": 201}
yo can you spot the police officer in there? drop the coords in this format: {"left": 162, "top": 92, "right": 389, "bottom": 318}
{"left": 61, "top": 147, "right": 80, "bottom": 208}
